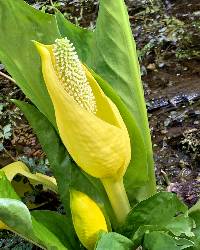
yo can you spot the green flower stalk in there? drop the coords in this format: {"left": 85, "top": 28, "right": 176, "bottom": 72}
{"left": 35, "top": 38, "right": 131, "bottom": 223}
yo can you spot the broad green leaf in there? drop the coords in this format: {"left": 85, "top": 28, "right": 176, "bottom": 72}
{"left": 0, "top": 203, "right": 68, "bottom": 250}
{"left": 0, "top": 198, "right": 34, "bottom": 239}
{"left": 0, "top": 171, "right": 68, "bottom": 249}
{"left": 123, "top": 192, "right": 187, "bottom": 237}
{"left": 165, "top": 215, "right": 194, "bottom": 237}
{"left": 0, "top": 171, "right": 32, "bottom": 235}
{"left": 144, "top": 231, "right": 193, "bottom": 250}
{"left": 94, "top": 0, "right": 144, "bottom": 123}
{"left": 0, "top": 171, "right": 20, "bottom": 230}
{"left": 132, "top": 223, "right": 194, "bottom": 249}
{"left": 95, "top": 232, "right": 133, "bottom": 250}
{"left": 31, "top": 210, "right": 73, "bottom": 250}
{"left": 0, "top": 0, "right": 60, "bottom": 126}
{"left": 132, "top": 225, "right": 168, "bottom": 248}
{"left": 124, "top": 193, "right": 194, "bottom": 249}
{"left": 32, "top": 217, "right": 67, "bottom": 250}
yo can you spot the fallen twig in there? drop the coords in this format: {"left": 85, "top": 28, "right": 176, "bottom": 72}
{"left": 0, "top": 71, "right": 16, "bottom": 84}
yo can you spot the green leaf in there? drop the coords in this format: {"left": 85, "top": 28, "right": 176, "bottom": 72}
{"left": 132, "top": 220, "right": 194, "bottom": 249}
{"left": 95, "top": 232, "right": 133, "bottom": 250}
{"left": 144, "top": 231, "right": 193, "bottom": 250}
{"left": 190, "top": 227, "right": 200, "bottom": 250}
{"left": 0, "top": 171, "right": 68, "bottom": 249}
{"left": 188, "top": 207, "right": 200, "bottom": 250}
{"left": 165, "top": 215, "right": 194, "bottom": 237}
{"left": 55, "top": 11, "right": 93, "bottom": 63}
{"left": 0, "top": 171, "right": 19, "bottom": 200}
{"left": 0, "top": 172, "right": 38, "bottom": 246}
{"left": 130, "top": 208, "right": 195, "bottom": 242}
{"left": 1, "top": 205, "right": 68, "bottom": 250}
{"left": 123, "top": 192, "right": 187, "bottom": 237}
{"left": 132, "top": 225, "right": 168, "bottom": 248}
{"left": 0, "top": 0, "right": 60, "bottom": 126}
{"left": 94, "top": 0, "right": 144, "bottom": 124}
{"left": 31, "top": 210, "right": 74, "bottom": 250}
{"left": 31, "top": 217, "right": 68, "bottom": 250}
{"left": 0, "top": 198, "right": 33, "bottom": 238}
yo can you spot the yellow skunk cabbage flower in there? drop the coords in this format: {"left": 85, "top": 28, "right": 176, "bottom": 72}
{"left": 70, "top": 189, "right": 108, "bottom": 250}
{"left": 34, "top": 38, "right": 131, "bottom": 223}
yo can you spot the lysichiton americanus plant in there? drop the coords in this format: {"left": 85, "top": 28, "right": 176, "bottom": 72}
{"left": 0, "top": 0, "right": 200, "bottom": 249}
{"left": 34, "top": 38, "right": 131, "bottom": 224}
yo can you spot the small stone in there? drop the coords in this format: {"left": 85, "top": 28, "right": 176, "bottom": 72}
{"left": 147, "top": 63, "right": 156, "bottom": 70}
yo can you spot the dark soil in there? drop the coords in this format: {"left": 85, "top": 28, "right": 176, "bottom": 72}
{"left": 0, "top": 0, "right": 200, "bottom": 248}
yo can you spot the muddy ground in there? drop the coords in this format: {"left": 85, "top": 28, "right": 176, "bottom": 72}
{"left": 0, "top": 0, "right": 200, "bottom": 248}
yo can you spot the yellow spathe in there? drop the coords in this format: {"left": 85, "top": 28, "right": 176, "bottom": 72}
{"left": 70, "top": 189, "right": 108, "bottom": 250}
{"left": 34, "top": 39, "right": 131, "bottom": 180}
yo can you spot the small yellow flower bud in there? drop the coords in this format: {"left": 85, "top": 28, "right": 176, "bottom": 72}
{"left": 70, "top": 190, "right": 108, "bottom": 250}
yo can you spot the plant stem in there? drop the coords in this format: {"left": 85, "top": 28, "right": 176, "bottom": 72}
{"left": 101, "top": 177, "right": 131, "bottom": 224}
{"left": 0, "top": 71, "right": 16, "bottom": 83}
{"left": 3, "top": 147, "right": 16, "bottom": 162}
{"left": 49, "top": 0, "right": 53, "bottom": 6}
